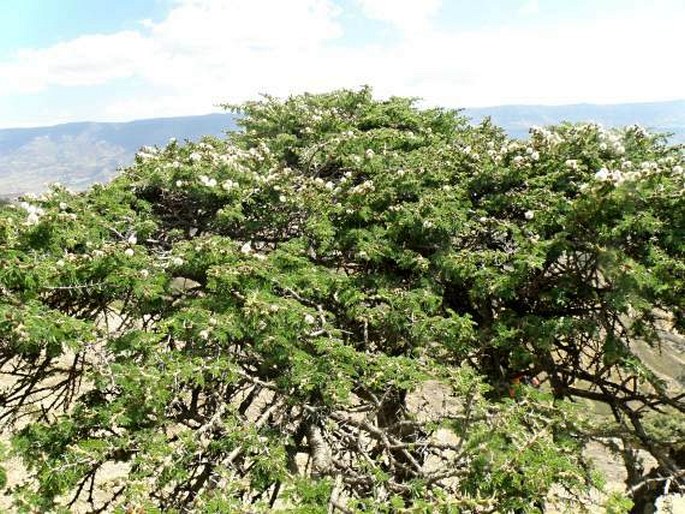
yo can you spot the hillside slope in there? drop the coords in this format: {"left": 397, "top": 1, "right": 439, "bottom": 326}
{"left": 464, "top": 100, "right": 685, "bottom": 141}
{"left": 1, "top": 100, "right": 683, "bottom": 197}
{"left": 0, "top": 113, "right": 237, "bottom": 196}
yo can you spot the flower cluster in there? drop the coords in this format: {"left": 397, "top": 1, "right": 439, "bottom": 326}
{"left": 19, "top": 201, "right": 45, "bottom": 225}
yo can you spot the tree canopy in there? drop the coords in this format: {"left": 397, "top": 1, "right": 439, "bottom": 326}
{"left": 0, "top": 88, "right": 683, "bottom": 513}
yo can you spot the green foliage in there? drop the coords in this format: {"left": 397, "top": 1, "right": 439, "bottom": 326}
{"left": 604, "top": 491, "right": 634, "bottom": 514}
{"left": 0, "top": 88, "right": 683, "bottom": 512}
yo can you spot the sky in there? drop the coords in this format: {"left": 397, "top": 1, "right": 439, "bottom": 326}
{"left": 0, "top": 0, "right": 683, "bottom": 128}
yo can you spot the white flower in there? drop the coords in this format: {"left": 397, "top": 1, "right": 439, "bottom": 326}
{"left": 20, "top": 202, "right": 44, "bottom": 216}
{"left": 172, "top": 257, "right": 184, "bottom": 266}
{"left": 240, "top": 241, "right": 252, "bottom": 254}
{"left": 124, "top": 248, "right": 135, "bottom": 257}
{"left": 176, "top": 180, "right": 185, "bottom": 188}
{"left": 422, "top": 220, "right": 435, "bottom": 229}
{"left": 595, "top": 168, "right": 610, "bottom": 181}
{"left": 325, "top": 181, "right": 334, "bottom": 190}
{"left": 279, "top": 194, "right": 287, "bottom": 202}
{"left": 199, "top": 329, "right": 210, "bottom": 340}
{"left": 56, "top": 259, "right": 65, "bottom": 267}
{"left": 25, "top": 212, "right": 40, "bottom": 225}
{"left": 222, "top": 180, "right": 236, "bottom": 191}
{"left": 199, "top": 175, "right": 217, "bottom": 187}
{"left": 140, "top": 269, "right": 150, "bottom": 278}
{"left": 512, "top": 155, "right": 525, "bottom": 166}
{"left": 365, "top": 148, "right": 375, "bottom": 159}
{"left": 59, "top": 202, "right": 68, "bottom": 211}
{"left": 189, "top": 152, "right": 202, "bottom": 162}
{"left": 189, "top": 227, "right": 198, "bottom": 237}
{"left": 565, "top": 159, "right": 579, "bottom": 169}
{"left": 530, "top": 151, "right": 540, "bottom": 161}
{"left": 524, "top": 210, "right": 535, "bottom": 220}
{"left": 304, "top": 314, "right": 316, "bottom": 325}
{"left": 610, "top": 170, "right": 625, "bottom": 184}
{"left": 673, "top": 165, "right": 683, "bottom": 174}
{"left": 599, "top": 142, "right": 608, "bottom": 151}
{"left": 127, "top": 234, "right": 138, "bottom": 245}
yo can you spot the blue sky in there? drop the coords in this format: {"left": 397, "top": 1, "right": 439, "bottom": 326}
{"left": 0, "top": 0, "right": 683, "bottom": 128}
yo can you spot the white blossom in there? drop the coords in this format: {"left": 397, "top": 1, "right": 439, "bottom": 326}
{"left": 199, "top": 329, "right": 210, "bottom": 340}
{"left": 222, "top": 179, "right": 236, "bottom": 191}
{"left": 199, "top": 175, "right": 217, "bottom": 188}
{"left": 124, "top": 248, "right": 135, "bottom": 257}
{"left": 127, "top": 234, "right": 138, "bottom": 245}
{"left": 304, "top": 313, "right": 316, "bottom": 325}
{"left": 595, "top": 168, "right": 610, "bottom": 181}
{"left": 524, "top": 210, "right": 535, "bottom": 220}
{"left": 172, "top": 257, "right": 184, "bottom": 266}
{"left": 25, "top": 213, "right": 40, "bottom": 225}
{"left": 140, "top": 269, "right": 150, "bottom": 278}
{"left": 240, "top": 241, "right": 253, "bottom": 254}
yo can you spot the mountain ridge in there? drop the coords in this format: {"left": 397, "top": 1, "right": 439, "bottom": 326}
{"left": 1, "top": 100, "right": 683, "bottom": 196}
{"left": 0, "top": 113, "right": 237, "bottom": 197}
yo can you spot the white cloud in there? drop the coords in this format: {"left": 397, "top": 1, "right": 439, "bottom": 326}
{"left": 0, "top": 32, "right": 152, "bottom": 92}
{"left": 0, "top": 0, "right": 683, "bottom": 126}
{"left": 355, "top": 0, "right": 442, "bottom": 33}
{"left": 520, "top": 0, "right": 540, "bottom": 16}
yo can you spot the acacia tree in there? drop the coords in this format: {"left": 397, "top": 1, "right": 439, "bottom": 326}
{"left": 0, "top": 88, "right": 683, "bottom": 513}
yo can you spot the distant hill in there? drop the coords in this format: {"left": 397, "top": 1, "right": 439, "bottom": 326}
{"left": 1, "top": 100, "right": 683, "bottom": 197}
{"left": 464, "top": 99, "right": 685, "bottom": 142}
{"left": 0, "top": 113, "right": 237, "bottom": 197}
